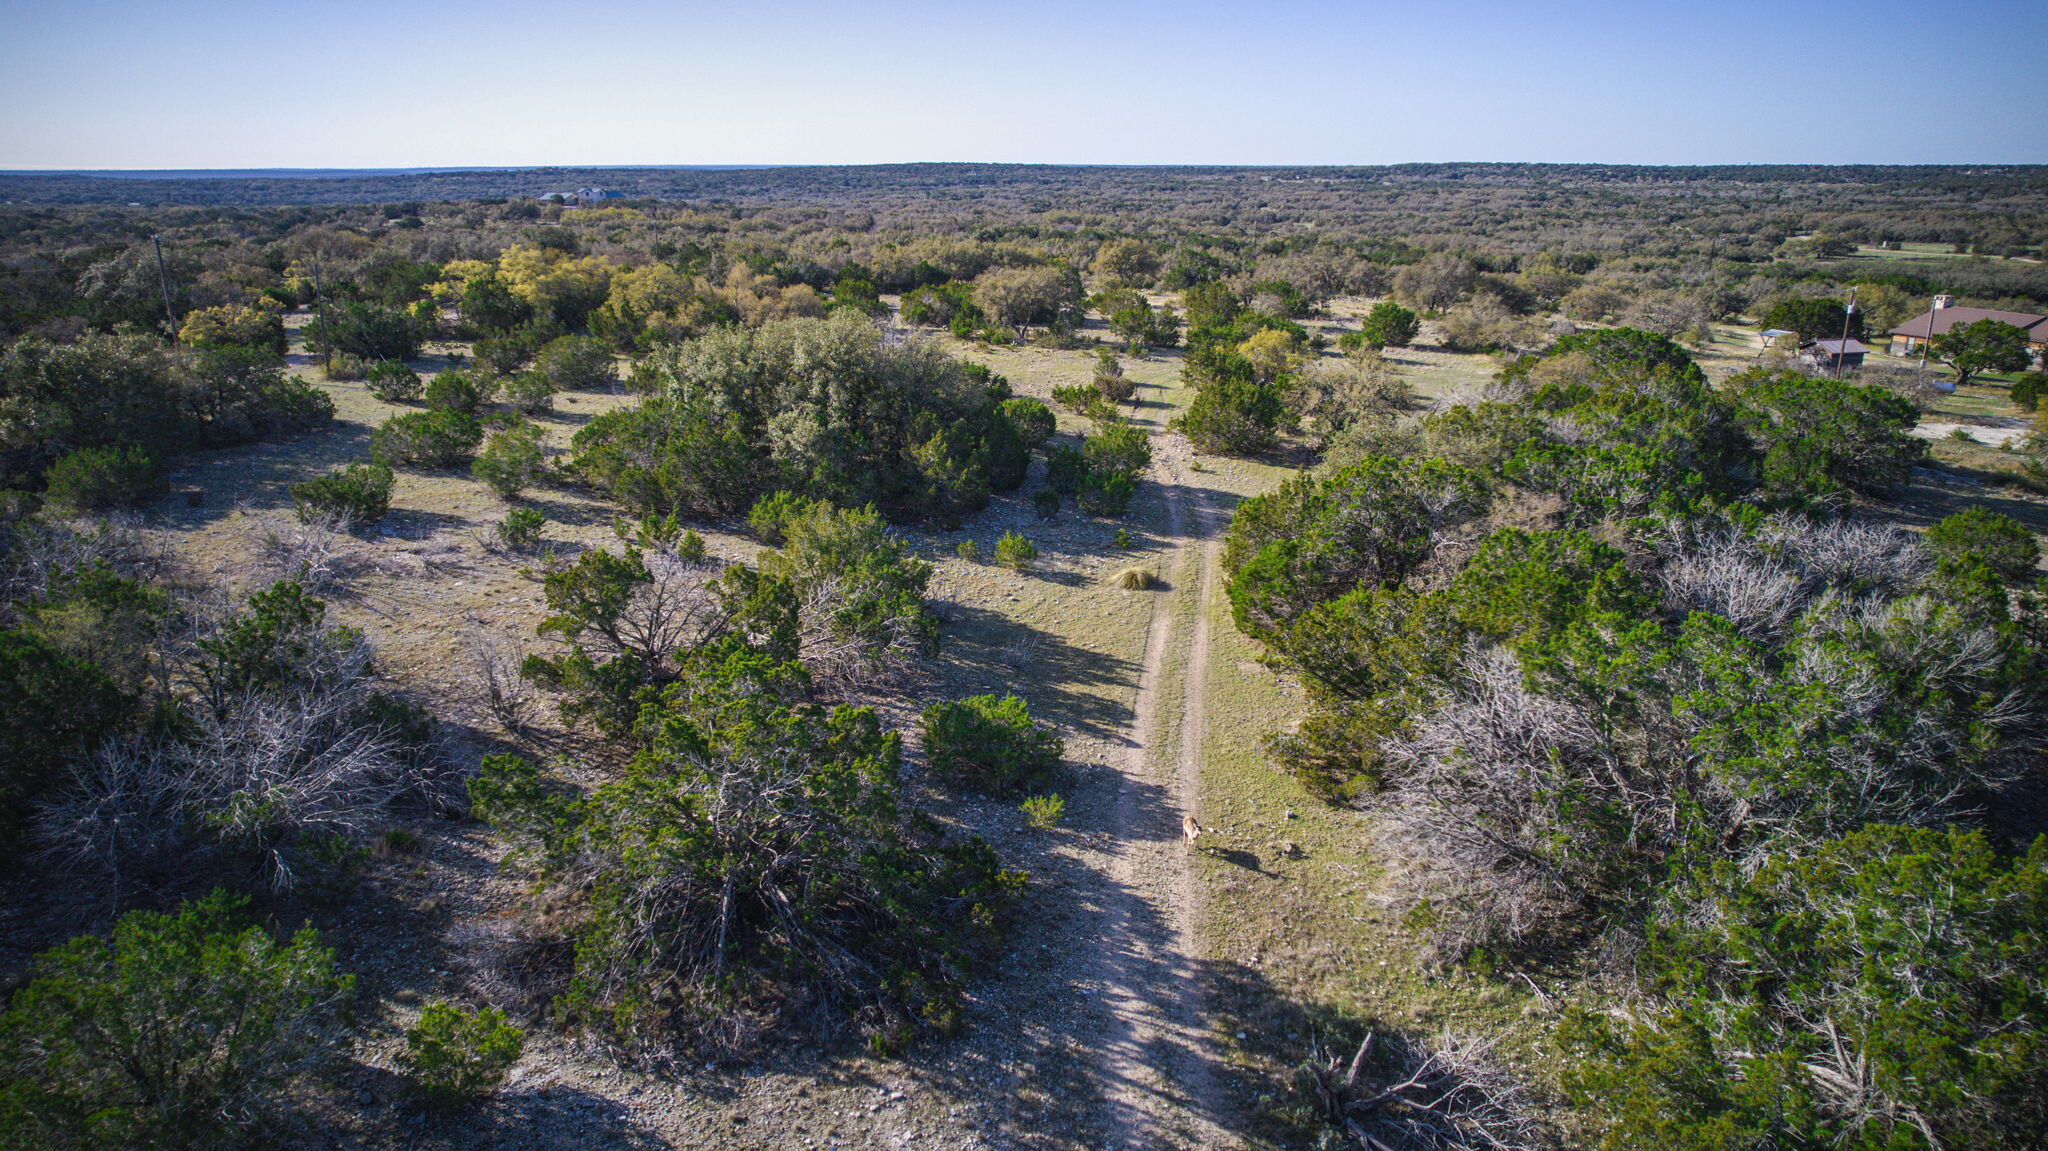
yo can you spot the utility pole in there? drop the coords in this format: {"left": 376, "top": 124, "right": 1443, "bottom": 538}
{"left": 150, "top": 234, "right": 176, "bottom": 333}
{"left": 1833, "top": 287, "right": 1858, "bottom": 378}
{"left": 1918, "top": 293, "right": 1937, "bottom": 372}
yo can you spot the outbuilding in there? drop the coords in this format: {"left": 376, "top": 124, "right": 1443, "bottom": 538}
{"left": 1804, "top": 338, "right": 1869, "bottom": 371}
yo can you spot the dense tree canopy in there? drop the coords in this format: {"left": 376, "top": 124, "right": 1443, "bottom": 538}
{"left": 1760, "top": 296, "right": 1863, "bottom": 342}
{"left": 1933, "top": 318, "right": 2034, "bottom": 386}
{"left": 571, "top": 314, "right": 1027, "bottom": 524}
{"left": 1224, "top": 328, "right": 2048, "bottom": 1145}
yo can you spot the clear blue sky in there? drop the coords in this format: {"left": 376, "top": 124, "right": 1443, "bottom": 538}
{"left": 2, "top": 0, "right": 2042, "bottom": 169}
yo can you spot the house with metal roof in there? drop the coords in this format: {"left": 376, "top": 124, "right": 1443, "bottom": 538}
{"left": 1888, "top": 295, "right": 2048, "bottom": 365}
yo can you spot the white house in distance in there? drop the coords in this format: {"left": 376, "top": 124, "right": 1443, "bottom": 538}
{"left": 538, "top": 188, "right": 629, "bottom": 206}
{"left": 1888, "top": 294, "right": 2048, "bottom": 366}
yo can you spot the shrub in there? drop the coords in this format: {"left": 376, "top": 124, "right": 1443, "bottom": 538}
{"left": 994, "top": 531, "right": 1037, "bottom": 570}
{"left": 325, "top": 353, "right": 369, "bottom": 381}
{"left": 1356, "top": 301, "right": 1421, "bottom": 349}
{"left": 1563, "top": 827, "right": 2048, "bottom": 1151}
{"left": 758, "top": 500, "right": 939, "bottom": 679}
{"left": 307, "top": 300, "right": 426, "bottom": 362}
{"left": 0, "top": 630, "right": 126, "bottom": 853}
{"left": 188, "top": 347, "right": 335, "bottom": 443}
{"left": 471, "top": 322, "right": 555, "bottom": 376}
{"left": 290, "top": 462, "right": 393, "bottom": 527}
{"left": 471, "top": 655, "right": 1021, "bottom": 1054}
{"left": 38, "top": 581, "right": 443, "bottom": 891}
{"left": 1076, "top": 470, "right": 1137, "bottom": 517}
{"left": 519, "top": 545, "right": 732, "bottom": 735}
{"left": 1001, "top": 397, "right": 1056, "bottom": 449}
{"left": 1085, "top": 424, "right": 1152, "bottom": 476}
{"left": 1093, "top": 348, "right": 1135, "bottom": 403}
{"left": 1727, "top": 369, "right": 1925, "bottom": 500}
{"left": 1113, "top": 527, "right": 1133, "bottom": 549}
{"left": 534, "top": 334, "right": 617, "bottom": 392}
{"left": 178, "top": 301, "right": 287, "bottom": 356}
{"left": 1044, "top": 445, "right": 1089, "bottom": 494}
{"left": 1925, "top": 506, "right": 2040, "bottom": 581}
{"left": 585, "top": 314, "right": 1020, "bottom": 523}
{"left": 471, "top": 423, "right": 548, "bottom": 498}
{"left": 0, "top": 891, "right": 355, "bottom": 1149}
{"left": 500, "top": 370, "right": 555, "bottom": 414}
{"left": 609, "top": 513, "right": 704, "bottom": 562}
{"left": 901, "top": 282, "right": 979, "bottom": 328}
{"left": 365, "top": 359, "right": 423, "bottom": 403}
{"left": 962, "top": 361, "right": 1010, "bottom": 400}
{"left": 495, "top": 507, "right": 546, "bottom": 552}
{"left": 400, "top": 1002, "right": 523, "bottom": 1110}
{"left": 376, "top": 827, "right": 422, "bottom": 856}
{"left": 43, "top": 445, "right": 165, "bottom": 512}
{"left": 1033, "top": 488, "right": 1061, "bottom": 519}
{"left": 424, "top": 369, "right": 490, "bottom": 415}
{"left": 956, "top": 539, "right": 980, "bottom": 562}
{"left": 921, "top": 694, "right": 1062, "bottom": 796}
{"left": 747, "top": 489, "right": 809, "bottom": 544}
{"left": 1178, "top": 373, "right": 1285, "bottom": 455}
{"left": 1020, "top": 793, "right": 1065, "bottom": 830}
{"left": 2012, "top": 372, "right": 2046, "bottom": 412}
{"left": 17, "top": 556, "right": 171, "bottom": 698}
{"left": 372, "top": 410, "right": 483, "bottom": 469}
{"left": 1051, "top": 383, "right": 1099, "bottom": 414}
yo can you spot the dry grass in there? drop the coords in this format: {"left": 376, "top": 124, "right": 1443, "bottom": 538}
{"left": 1110, "top": 566, "right": 1158, "bottom": 590}
{"left": 105, "top": 309, "right": 1578, "bottom": 1146}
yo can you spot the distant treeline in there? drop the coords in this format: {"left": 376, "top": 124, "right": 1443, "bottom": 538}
{"left": 4, "top": 161, "right": 2046, "bottom": 211}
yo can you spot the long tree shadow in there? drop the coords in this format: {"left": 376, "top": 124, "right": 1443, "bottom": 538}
{"left": 935, "top": 601, "right": 1139, "bottom": 743}
{"left": 1890, "top": 475, "right": 2048, "bottom": 534}
{"left": 507, "top": 487, "right": 620, "bottom": 531}
{"left": 333, "top": 1064, "right": 670, "bottom": 1149}
{"left": 879, "top": 771, "right": 1247, "bottom": 1149}
{"left": 152, "top": 419, "right": 376, "bottom": 528}
{"left": 1149, "top": 472, "right": 1242, "bottom": 542}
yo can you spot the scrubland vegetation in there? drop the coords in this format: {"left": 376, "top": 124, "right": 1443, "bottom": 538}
{"left": 0, "top": 163, "right": 2045, "bottom": 1149}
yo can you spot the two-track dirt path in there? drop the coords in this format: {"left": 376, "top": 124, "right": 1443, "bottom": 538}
{"left": 1071, "top": 434, "right": 1237, "bottom": 1149}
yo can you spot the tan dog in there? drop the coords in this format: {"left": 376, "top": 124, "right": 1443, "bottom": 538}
{"left": 1182, "top": 814, "right": 1204, "bottom": 848}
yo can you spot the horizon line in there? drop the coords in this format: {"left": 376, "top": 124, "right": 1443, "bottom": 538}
{"left": 6, "top": 160, "right": 2048, "bottom": 179}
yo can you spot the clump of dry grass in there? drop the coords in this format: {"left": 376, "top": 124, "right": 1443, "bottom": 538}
{"left": 998, "top": 635, "right": 1038, "bottom": 669}
{"left": 1110, "top": 566, "right": 1157, "bottom": 590}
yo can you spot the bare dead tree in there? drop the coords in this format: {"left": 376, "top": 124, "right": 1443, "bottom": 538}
{"left": 467, "top": 624, "right": 535, "bottom": 736}
{"left": 551, "top": 549, "right": 732, "bottom": 683}
{"left": 256, "top": 510, "right": 363, "bottom": 598}
{"left": 1379, "top": 645, "right": 1651, "bottom": 958}
{"left": 1299, "top": 1029, "right": 1546, "bottom": 1151}
{"left": 0, "top": 513, "right": 166, "bottom": 616}
{"left": 1654, "top": 515, "right": 1931, "bottom": 638}
{"left": 1658, "top": 537, "right": 1806, "bottom": 639}
{"left": 1374, "top": 515, "right": 2035, "bottom": 958}
{"left": 38, "top": 604, "right": 449, "bottom": 891}
{"left": 791, "top": 572, "right": 933, "bottom": 688}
